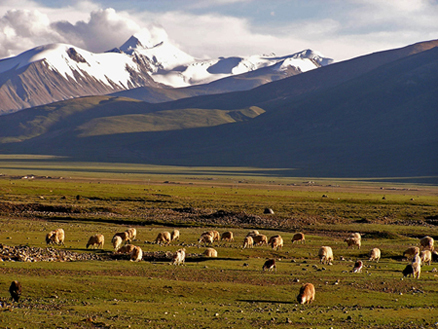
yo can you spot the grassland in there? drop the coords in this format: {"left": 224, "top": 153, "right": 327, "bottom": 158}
{"left": 0, "top": 158, "right": 437, "bottom": 328}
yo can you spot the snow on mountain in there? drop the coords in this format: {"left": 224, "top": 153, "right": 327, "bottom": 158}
{"left": 148, "top": 49, "right": 332, "bottom": 88}
{"left": 0, "top": 32, "right": 333, "bottom": 114}
{"left": 0, "top": 43, "right": 147, "bottom": 89}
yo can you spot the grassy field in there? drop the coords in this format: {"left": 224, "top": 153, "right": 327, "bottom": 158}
{"left": 0, "top": 159, "right": 437, "bottom": 328}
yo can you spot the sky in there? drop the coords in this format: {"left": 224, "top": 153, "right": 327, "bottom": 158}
{"left": 0, "top": 0, "right": 437, "bottom": 62}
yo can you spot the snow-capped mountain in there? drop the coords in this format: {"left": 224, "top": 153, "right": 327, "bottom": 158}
{"left": 0, "top": 32, "right": 333, "bottom": 114}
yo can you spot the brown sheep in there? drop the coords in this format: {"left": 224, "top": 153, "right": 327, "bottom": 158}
{"left": 125, "top": 228, "right": 137, "bottom": 242}
{"left": 318, "top": 246, "right": 333, "bottom": 265}
{"left": 404, "top": 246, "right": 420, "bottom": 260}
{"left": 268, "top": 235, "right": 283, "bottom": 250}
{"left": 242, "top": 236, "right": 254, "bottom": 249}
{"left": 297, "top": 283, "right": 315, "bottom": 304}
{"left": 352, "top": 260, "right": 363, "bottom": 273}
{"left": 420, "top": 236, "right": 434, "bottom": 251}
{"left": 253, "top": 234, "right": 268, "bottom": 246}
{"left": 221, "top": 231, "right": 234, "bottom": 242}
{"left": 199, "top": 233, "right": 214, "bottom": 245}
{"left": 112, "top": 232, "right": 130, "bottom": 246}
{"left": 246, "top": 230, "right": 260, "bottom": 238}
{"left": 46, "top": 228, "right": 65, "bottom": 246}
{"left": 369, "top": 248, "right": 381, "bottom": 262}
{"left": 262, "top": 259, "right": 276, "bottom": 272}
{"left": 291, "top": 232, "right": 305, "bottom": 244}
{"left": 420, "top": 250, "right": 432, "bottom": 266}
{"left": 130, "top": 246, "right": 143, "bottom": 262}
{"left": 9, "top": 281, "right": 22, "bottom": 302}
{"left": 86, "top": 234, "right": 104, "bottom": 249}
{"left": 203, "top": 248, "right": 218, "bottom": 257}
{"left": 155, "top": 231, "right": 172, "bottom": 245}
{"left": 117, "top": 244, "right": 136, "bottom": 254}
{"left": 171, "top": 229, "right": 180, "bottom": 242}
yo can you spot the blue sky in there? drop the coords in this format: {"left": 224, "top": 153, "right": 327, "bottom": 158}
{"left": 1, "top": 0, "right": 437, "bottom": 61}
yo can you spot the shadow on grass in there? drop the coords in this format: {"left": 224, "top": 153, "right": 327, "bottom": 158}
{"left": 237, "top": 299, "right": 297, "bottom": 305}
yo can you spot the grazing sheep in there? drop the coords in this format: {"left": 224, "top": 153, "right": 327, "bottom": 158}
{"left": 155, "top": 232, "right": 172, "bottom": 245}
{"left": 86, "top": 234, "right": 104, "bottom": 249}
{"left": 9, "top": 281, "right": 22, "bottom": 302}
{"left": 242, "top": 236, "right": 254, "bottom": 249}
{"left": 130, "top": 246, "right": 143, "bottom": 262}
{"left": 112, "top": 236, "right": 123, "bottom": 251}
{"left": 112, "top": 232, "right": 130, "bottom": 246}
{"left": 344, "top": 233, "right": 361, "bottom": 249}
{"left": 420, "top": 250, "right": 432, "bottom": 266}
{"left": 203, "top": 248, "right": 218, "bottom": 257}
{"left": 292, "top": 232, "right": 305, "bottom": 244}
{"left": 411, "top": 255, "right": 421, "bottom": 279}
{"left": 404, "top": 246, "right": 420, "bottom": 260}
{"left": 172, "top": 248, "right": 186, "bottom": 265}
{"left": 125, "top": 228, "right": 137, "bottom": 242}
{"left": 253, "top": 234, "right": 268, "bottom": 246}
{"left": 246, "top": 230, "right": 260, "bottom": 238}
{"left": 369, "top": 248, "right": 381, "bottom": 262}
{"left": 221, "top": 231, "right": 234, "bottom": 242}
{"left": 262, "top": 259, "right": 276, "bottom": 272}
{"left": 117, "top": 244, "right": 136, "bottom": 254}
{"left": 171, "top": 229, "right": 180, "bottom": 242}
{"left": 268, "top": 235, "right": 283, "bottom": 250}
{"left": 297, "top": 283, "right": 315, "bottom": 305}
{"left": 211, "top": 230, "right": 220, "bottom": 242}
{"left": 45, "top": 228, "right": 65, "bottom": 246}
{"left": 199, "top": 233, "right": 214, "bottom": 245}
{"left": 352, "top": 260, "right": 363, "bottom": 273}
{"left": 420, "top": 236, "right": 434, "bottom": 251}
{"left": 318, "top": 246, "right": 333, "bottom": 265}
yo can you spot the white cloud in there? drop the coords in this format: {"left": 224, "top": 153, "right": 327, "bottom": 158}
{"left": 0, "top": 0, "right": 437, "bottom": 61}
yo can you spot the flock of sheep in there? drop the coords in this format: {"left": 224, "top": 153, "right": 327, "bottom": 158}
{"left": 24, "top": 227, "right": 433, "bottom": 306}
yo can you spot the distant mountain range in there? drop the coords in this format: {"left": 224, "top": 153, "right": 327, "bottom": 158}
{"left": 0, "top": 39, "right": 437, "bottom": 180}
{"left": 0, "top": 34, "right": 331, "bottom": 115}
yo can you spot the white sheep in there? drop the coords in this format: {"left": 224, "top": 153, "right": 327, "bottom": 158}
{"left": 86, "top": 234, "right": 104, "bottom": 249}
{"left": 130, "top": 246, "right": 143, "bottom": 262}
{"left": 203, "top": 248, "right": 218, "bottom": 257}
{"left": 344, "top": 233, "right": 361, "bottom": 249}
{"left": 45, "top": 228, "right": 65, "bottom": 246}
{"left": 420, "top": 236, "right": 434, "bottom": 251}
{"left": 172, "top": 248, "right": 186, "bottom": 266}
{"left": 125, "top": 228, "right": 137, "bottom": 242}
{"left": 318, "top": 246, "right": 333, "bottom": 265}
{"left": 242, "top": 236, "right": 254, "bottom": 249}
{"left": 369, "top": 248, "right": 381, "bottom": 262}
{"left": 112, "top": 232, "right": 130, "bottom": 246}
{"left": 112, "top": 236, "right": 123, "bottom": 251}
{"left": 171, "top": 229, "right": 180, "bottom": 242}
{"left": 420, "top": 250, "right": 432, "bottom": 266}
